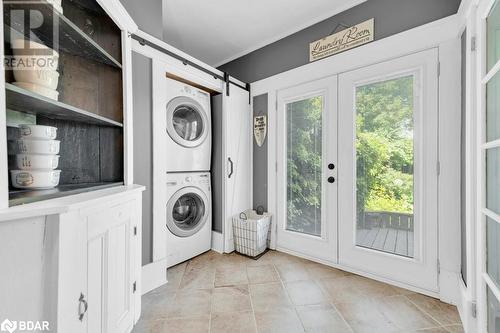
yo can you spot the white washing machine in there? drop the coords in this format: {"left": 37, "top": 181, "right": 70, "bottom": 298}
{"left": 166, "top": 172, "right": 212, "bottom": 267}
{"left": 165, "top": 78, "right": 211, "bottom": 172}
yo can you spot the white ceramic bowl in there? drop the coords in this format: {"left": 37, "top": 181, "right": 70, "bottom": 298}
{"left": 10, "top": 169, "right": 61, "bottom": 189}
{"left": 13, "top": 69, "right": 59, "bottom": 89}
{"left": 16, "top": 139, "right": 60, "bottom": 155}
{"left": 16, "top": 154, "right": 59, "bottom": 170}
{"left": 19, "top": 124, "right": 57, "bottom": 140}
{"left": 11, "top": 39, "right": 59, "bottom": 70}
{"left": 13, "top": 82, "right": 59, "bottom": 100}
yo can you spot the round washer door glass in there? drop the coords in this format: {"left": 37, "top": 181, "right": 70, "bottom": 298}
{"left": 166, "top": 96, "right": 208, "bottom": 148}
{"left": 167, "top": 187, "right": 208, "bottom": 237}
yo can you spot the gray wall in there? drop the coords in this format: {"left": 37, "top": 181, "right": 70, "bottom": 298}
{"left": 219, "top": 0, "right": 461, "bottom": 83}
{"left": 132, "top": 52, "right": 153, "bottom": 265}
{"left": 253, "top": 94, "right": 268, "bottom": 211}
{"left": 119, "top": 0, "right": 163, "bottom": 39}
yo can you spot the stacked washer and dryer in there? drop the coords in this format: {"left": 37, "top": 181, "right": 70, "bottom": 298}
{"left": 165, "top": 78, "right": 213, "bottom": 268}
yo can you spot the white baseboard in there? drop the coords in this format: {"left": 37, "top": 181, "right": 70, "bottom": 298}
{"left": 439, "top": 268, "right": 460, "bottom": 305}
{"left": 211, "top": 231, "right": 224, "bottom": 253}
{"left": 141, "top": 259, "right": 167, "bottom": 295}
{"left": 457, "top": 277, "right": 476, "bottom": 333}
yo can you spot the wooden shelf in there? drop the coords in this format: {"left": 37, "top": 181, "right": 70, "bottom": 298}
{"left": 9, "top": 182, "right": 123, "bottom": 206}
{"left": 4, "top": 0, "right": 122, "bottom": 68}
{"left": 6, "top": 83, "right": 123, "bottom": 127}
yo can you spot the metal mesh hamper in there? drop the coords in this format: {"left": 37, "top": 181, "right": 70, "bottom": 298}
{"left": 232, "top": 209, "right": 272, "bottom": 258}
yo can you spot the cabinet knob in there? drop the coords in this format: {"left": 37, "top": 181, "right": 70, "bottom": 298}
{"left": 78, "top": 293, "right": 88, "bottom": 321}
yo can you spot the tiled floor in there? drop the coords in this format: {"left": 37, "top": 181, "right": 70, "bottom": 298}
{"left": 132, "top": 250, "right": 463, "bottom": 333}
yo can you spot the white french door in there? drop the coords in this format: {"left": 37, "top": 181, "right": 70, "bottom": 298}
{"left": 276, "top": 77, "right": 338, "bottom": 263}
{"left": 275, "top": 49, "right": 439, "bottom": 292}
{"left": 337, "top": 49, "right": 439, "bottom": 292}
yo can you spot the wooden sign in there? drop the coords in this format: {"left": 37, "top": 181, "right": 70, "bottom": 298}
{"left": 254, "top": 115, "right": 267, "bottom": 147}
{"left": 309, "top": 19, "right": 374, "bottom": 62}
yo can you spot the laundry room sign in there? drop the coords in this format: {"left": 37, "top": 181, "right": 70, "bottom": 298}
{"left": 254, "top": 115, "right": 267, "bottom": 147}
{"left": 309, "top": 18, "right": 374, "bottom": 62}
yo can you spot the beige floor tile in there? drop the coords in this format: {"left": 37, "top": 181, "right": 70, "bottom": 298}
{"left": 212, "top": 285, "right": 252, "bottom": 313}
{"left": 156, "top": 315, "right": 210, "bottom": 333}
{"left": 284, "top": 280, "right": 329, "bottom": 305}
{"left": 247, "top": 264, "right": 280, "bottom": 284}
{"left": 179, "top": 267, "right": 215, "bottom": 290}
{"left": 304, "top": 262, "right": 349, "bottom": 280}
{"left": 295, "top": 304, "right": 352, "bottom": 333}
{"left": 185, "top": 250, "right": 221, "bottom": 270}
{"left": 442, "top": 325, "right": 465, "bottom": 333}
{"left": 246, "top": 251, "right": 275, "bottom": 267}
{"left": 131, "top": 319, "right": 159, "bottom": 333}
{"left": 271, "top": 251, "right": 308, "bottom": 265}
{"left": 406, "top": 294, "right": 462, "bottom": 326}
{"left": 319, "top": 275, "right": 400, "bottom": 304}
{"left": 140, "top": 291, "right": 176, "bottom": 321}
{"left": 335, "top": 298, "right": 401, "bottom": 333}
{"left": 378, "top": 296, "right": 440, "bottom": 330}
{"left": 254, "top": 307, "right": 305, "bottom": 333}
{"left": 210, "top": 311, "right": 257, "bottom": 333}
{"left": 165, "top": 289, "right": 212, "bottom": 318}
{"left": 415, "top": 328, "right": 449, "bottom": 332}
{"left": 275, "top": 263, "right": 311, "bottom": 282}
{"left": 215, "top": 266, "right": 249, "bottom": 287}
{"left": 249, "top": 282, "right": 292, "bottom": 310}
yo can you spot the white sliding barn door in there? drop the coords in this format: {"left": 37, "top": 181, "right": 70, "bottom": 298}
{"left": 223, "top": 83, "right": 252, "bottom": 253}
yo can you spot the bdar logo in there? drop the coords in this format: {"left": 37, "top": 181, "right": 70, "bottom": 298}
{"left": 0, "top": 319, "right": 17, "bottom": 333}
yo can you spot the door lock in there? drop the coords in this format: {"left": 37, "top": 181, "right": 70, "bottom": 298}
{"left": 328, "top": 163, "right": 335, "bottom": 170}
{"left": 328, "top": 176, "right": 335, "bottom": 183}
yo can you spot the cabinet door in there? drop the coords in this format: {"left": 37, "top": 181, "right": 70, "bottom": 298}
{"left": 87, "top": 200, "right": 135, "bottom": 333}
{"left": 223, "top": 84, "right": 252, "bottom": 252}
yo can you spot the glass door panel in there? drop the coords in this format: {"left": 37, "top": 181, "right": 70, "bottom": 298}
{"left": 276, "top": 76, "right": 337, "bottom": 263}
{"left": 286, "top": 96, "right": 323, "bottom": 237}
{"left": 355, "top": 76, "right": 415, "bottom": 258}
{"left": 338, "top": 49, "right": 439, "bottom": 292}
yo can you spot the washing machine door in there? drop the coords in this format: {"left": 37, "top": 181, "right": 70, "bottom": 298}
{"left": 167, "top": 186, "right": 209, "bottom": 237}
{"left": 166, "top": 96, "right": 209, "bottom": 148}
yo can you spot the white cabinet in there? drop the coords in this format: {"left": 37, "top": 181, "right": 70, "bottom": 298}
{"left": 53, "top": 186, "right": 144, "bottom": 333}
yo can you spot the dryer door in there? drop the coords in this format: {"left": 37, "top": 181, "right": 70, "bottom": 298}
{"left": 167, "top": 186, "right": 209, "bottom": 237}
{"left": 166, "top": 96, "right": 209, "bottom": 148}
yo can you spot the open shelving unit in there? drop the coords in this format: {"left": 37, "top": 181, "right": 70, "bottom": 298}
{"left": 3, "top": 0, "right": 125, "bottom": 206}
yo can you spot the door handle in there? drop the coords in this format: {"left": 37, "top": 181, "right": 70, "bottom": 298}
{"left": 78, "top": 293, "right": 88, "bottom": 321}
{"left": 228, "top": 157, "right": 234, "bottom": 178}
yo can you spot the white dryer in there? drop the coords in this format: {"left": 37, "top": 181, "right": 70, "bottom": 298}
{"left": 165, "top": 78, "right": 211, "bottom": 172}
{"left": 166, "top": 172, "right": 212, "bottom": 267}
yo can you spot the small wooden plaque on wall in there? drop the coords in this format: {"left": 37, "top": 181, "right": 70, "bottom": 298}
{"left": 309, "top": 18, "right": 374, "bottom": 62}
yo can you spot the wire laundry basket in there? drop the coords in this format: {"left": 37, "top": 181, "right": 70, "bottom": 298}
{"left": 232, "top": 209, "right": 272, "bottom": 258}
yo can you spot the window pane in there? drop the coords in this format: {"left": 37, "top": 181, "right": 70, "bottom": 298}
{"left": 488, "top": 217, "right": 500, "bottom": 289}
{"left": 355, "top": 76, "right": 415, "bottom": 258}
{"left": 488, "top": 0, "right": 500, "bottom": 72}
{"left": 488, "top": 287, "right": 500, "bottom": 333}
{"left": 487, "top": 148, "right": 500, "bottom": 215}
{"left": 286, "top": 96, "right": 323, "bottom": 236}
{"left": 486, "top": 71, "right": 500, "bottom": 141}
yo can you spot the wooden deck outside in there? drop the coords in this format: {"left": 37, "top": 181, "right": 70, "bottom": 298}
{"left": 357, "top": 227, "right": 414, "bottom": 258}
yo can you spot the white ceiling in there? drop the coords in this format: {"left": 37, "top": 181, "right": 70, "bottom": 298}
{"left": 163, "top": 0, "right": 366, "bottom": 67}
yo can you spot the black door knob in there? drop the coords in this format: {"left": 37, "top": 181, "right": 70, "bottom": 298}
{"left": 328, "top": 176, "right": 335, "bottom": 183}
{"left": 328, "top": 163, "right": 335, "bottom": 170}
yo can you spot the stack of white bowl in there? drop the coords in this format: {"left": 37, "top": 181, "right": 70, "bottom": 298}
{"left": 10, "top": 124, "right": 61, "bottom": 190}
{"left": 11, "top": 38, "right": 60, "bottom": 101}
